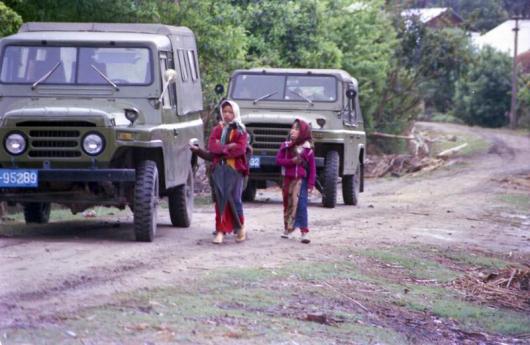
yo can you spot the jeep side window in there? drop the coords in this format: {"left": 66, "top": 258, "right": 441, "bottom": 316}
{"left": 159, "top": 53, "right": 175, "bottom": 108}
{"left": 187, "top": 50, "right": 198, "bottom": 81}
{"left": 177, "top": 50, "right": 188, "bottom": 82}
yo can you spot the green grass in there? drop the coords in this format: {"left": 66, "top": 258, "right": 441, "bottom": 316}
{"left": 429, "top": 113, "right": 465, "bottom": 124}
{"left": 3, "top": 206, "right": 126, "bottom": 223}
{"left": 402, "top": 285, "right": 530, "bottom": 335}
{"left": 429, "top": 131, "right": 490, "bottom": 157}
{"left": 362, "top": 247, "right": 459, "bottom": 283}
{"left": 5, "top": 245, "right": 529, "bottom": 344}
{"left": 497, "top": 193, "right": 530, "bottom": 211}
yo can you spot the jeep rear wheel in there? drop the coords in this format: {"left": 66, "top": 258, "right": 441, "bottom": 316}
{"left": 322, "top": 150, "right": 339, "bottom": 208}
{"left": 343, "top": 164, "right": 361, "bottom": 206}
{"left": 168, "top": 166, "right": 194, "bottom": 228}
{"left": 23, "top": 202, "right": 51, "bottom": 224}
{"left": 242, "top": 179, "right": 257, "bottom": 202}
{"left": 134, "top": 160, "right": 159, "bottom": 242}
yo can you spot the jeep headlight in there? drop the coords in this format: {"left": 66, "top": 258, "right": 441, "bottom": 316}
{"left": 5, "top": 132, "right": 27, "bottom": 155}
{"left": 82, "top": 133, "right": 105, "bottom": 156}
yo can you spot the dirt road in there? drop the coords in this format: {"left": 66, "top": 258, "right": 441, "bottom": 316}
{"left": 1, "top": 122, "right": 529, "bottom": 344}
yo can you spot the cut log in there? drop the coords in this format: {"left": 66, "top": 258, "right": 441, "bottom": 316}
{"left": 436, "top": 143, "right": 468, "bottom": 159}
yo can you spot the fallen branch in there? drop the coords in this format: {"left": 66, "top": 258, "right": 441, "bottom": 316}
{"left": 437, "top": 143, "right": 468, "bottom": 159}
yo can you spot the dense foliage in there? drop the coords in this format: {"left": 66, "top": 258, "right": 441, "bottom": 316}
{"left": 452, "top": 47, "right": 512, "bottom": 128}
{"left": 0, "top": 0, "right": 527, "bottom": 132}
{"left": 0, "top": 1, "right": 22, "bottom": 37}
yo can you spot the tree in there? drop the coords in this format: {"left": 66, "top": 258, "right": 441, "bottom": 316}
{"left": 0, "top": 1, "right": 22, "bottom": 37}
{"left": 453, "top": 47, "right": 511, "bottom": 127}
{"left": 3, "top": 0, "right": 166, "bottom": 23}
{"left": 172, "top": 0, "right": 247, "bottom": 105}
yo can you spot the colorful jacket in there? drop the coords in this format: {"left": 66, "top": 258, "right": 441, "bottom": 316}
{"left": 276, "top": 140, "right": 317, "bottom": 189}
{"left": 208, "top": 124, "right": 249, "bottom": 176}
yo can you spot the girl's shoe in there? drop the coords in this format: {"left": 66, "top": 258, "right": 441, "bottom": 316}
{"left": 236, "top": 226, "right": 246, "bottom": 242}
{"left": 281, "top": 229, "right": 294, "bottom": 239}
{"left": 213, "top": 232, "right": 224, "bottom": 244}
{"left": 301, "top": 232, "right": 311, "bottom": 244}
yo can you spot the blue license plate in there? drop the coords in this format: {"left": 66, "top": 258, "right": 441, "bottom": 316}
{"left": 249, "top": 156, "right": 261, "bottom": 169}
{"left": 0, "top": 169, "right": 38, "bottom": 188}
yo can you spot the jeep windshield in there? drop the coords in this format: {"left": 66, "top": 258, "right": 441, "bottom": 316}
{"left": 0, "top": 46, "right": 152, "bottom": 86}
{"left": 231, "top": 73, "right": 337, "bottom": 102}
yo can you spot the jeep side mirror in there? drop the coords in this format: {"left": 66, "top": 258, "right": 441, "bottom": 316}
{"left": 346, "top": 89, "right": 356, "bottom": 99}
{"left": 214, "top": 84, "right": 224, "bottom": 95}
{"left": 164, "top": 69, "right": 178, "bottom": 83}
{"left": 158, "top": 69, "right": 178, "bottom": 107}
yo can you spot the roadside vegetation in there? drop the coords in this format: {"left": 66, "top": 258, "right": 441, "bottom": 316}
{"left": 5, "top": 244, "right": 529, "bottom": 344}
{"left": 1, "top": 0, "right": 529, "bottom": 136}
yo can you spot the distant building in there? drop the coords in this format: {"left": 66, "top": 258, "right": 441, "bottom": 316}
{"left": 474, "top": 20, "right": 530, "bottom": 57}
{"left": 401, "top": 7, "right": 463, "bottom": 29}
{"left": 474, "top": 19, "right": 530, "bottom": 73}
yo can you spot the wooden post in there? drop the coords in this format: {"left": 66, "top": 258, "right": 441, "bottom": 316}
{"left": 509, "top": 17, "right": 520, "bottom": 129}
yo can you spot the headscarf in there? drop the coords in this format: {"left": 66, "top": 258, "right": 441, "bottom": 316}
{"left": 220, "top": 100, "right": 246, "bottom": 144}
{"left": 292, "top": 118, "right": 312, "bottom": 146}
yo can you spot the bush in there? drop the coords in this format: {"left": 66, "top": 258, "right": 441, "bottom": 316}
{"left": 452, "top": 47, "right": 511, "bottom": 128}
{"left": 0, "top": 1, "right": 22, "bottom": 37}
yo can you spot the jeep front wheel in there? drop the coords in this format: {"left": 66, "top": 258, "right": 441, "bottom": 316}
{"left": 342, "top": 164, "right": 361, "bottom": 206}
{"left": 322, "top": 150, "right": 339, "bottom": 208}
{"left": 134, "top": 160, "right": 159, "bottom": 242}
{"left": 168, "top": 166, "right": 194, "bottom": 227}
{"left": 23, "top": 202, "right": 51, "bottom": 224}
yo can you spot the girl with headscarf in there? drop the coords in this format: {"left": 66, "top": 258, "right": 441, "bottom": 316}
{"left": 275, "top": 119, "right": 316, "bottom": 244}
{"left": 206, "top": 100, "right": 249, "bottom": 244}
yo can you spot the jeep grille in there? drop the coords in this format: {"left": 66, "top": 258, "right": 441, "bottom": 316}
{"left": 246, "top": 123, "right": 291, "bottom": 155}
{"left": 25, "top": 127, "right": 83, "bottom": 158}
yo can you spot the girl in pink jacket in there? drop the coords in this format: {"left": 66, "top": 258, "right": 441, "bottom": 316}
{"left": 275, "top": 119, "right": 316, "bottom": 243}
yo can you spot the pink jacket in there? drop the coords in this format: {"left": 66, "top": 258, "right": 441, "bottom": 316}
{"left": 276, "top": 141, "right": 317, "bottom": 189}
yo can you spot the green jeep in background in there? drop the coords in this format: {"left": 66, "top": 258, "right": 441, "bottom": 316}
{"left": 220, "top": 68, "right": 366, "bottom": 208}
{"left": 0, "top": 23, "right": 204, "bottom": 241}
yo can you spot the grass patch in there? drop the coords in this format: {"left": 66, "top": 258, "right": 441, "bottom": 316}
{"left": 497, "top": 193, "right": 530, "bottom": 211}
{"left": 6, "top": 245, "right": 529, "bottom": 344}
{"left": 402, "top": 285, "right": 530, "bottom": 336}
{"left": 362, "top": 247, "right": 459, "bottom": 283}
{"left": 441, "top": 250, "right": 511, "bottom": 270}
{"left": 429, "top": 131, "right": 490, "bottom": 157}
{"left": 3, "top": 206, "right": 127, "bottom": 223}
{"left": 429, "top": 113, "right": 464, "bottom": 124}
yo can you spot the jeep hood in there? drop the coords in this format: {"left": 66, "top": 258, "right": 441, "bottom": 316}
{"left": 239, "top": 110, "right": 320, "bottom": 128}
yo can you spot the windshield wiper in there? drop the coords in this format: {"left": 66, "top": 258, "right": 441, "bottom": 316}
{"left": 288, "top": 89, "right": 313, "bottom": 105}
{"left": 253, "top": 91, "right": 278, "bottom": 104}
{"left": 31, "top": 61, "right": 62, "bottom": 90}
{"left": 91, "top": 64, "right": 119, "bottom": 91}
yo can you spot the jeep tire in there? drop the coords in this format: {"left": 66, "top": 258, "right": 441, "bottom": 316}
{"left": 23, "top": 202, "right": 51, "bottom": 224}
{"left": 322, "top": 150, "right": 339, "bottom": 208}
{"left": 242, "top": 179, "right": 257, "bottom": 202}
{"left": 134, "top": 160, "right": 159, "bottom": 242}
{"left": 168, "top": 166, "right": 194, "bottom": 227}
{"left": 343, "top": 163, "right": 360, "bottom": 206}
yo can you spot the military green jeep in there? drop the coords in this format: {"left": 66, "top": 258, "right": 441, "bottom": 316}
{"left": 0, "top": 23, "right": 204, "bottom": 241}
{"left": 220, "top": 68, "right": 366, "bottom": 208}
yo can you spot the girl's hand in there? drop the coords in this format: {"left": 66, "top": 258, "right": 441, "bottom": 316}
{"left": 308, "top": 187, "right": 314, "bottom": 194}
{"left": 292, "top": 156, "right": 302, "bottom": 164}
{"left": 226, "top": 143, "right": 238, "bottom": 150}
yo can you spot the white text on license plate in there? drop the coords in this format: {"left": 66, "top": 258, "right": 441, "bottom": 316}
{"left": 0, "top": 169, "right": 38, "bottom": 188}
{"left": 249, "top": 156, "right": 261, "bottom": 168}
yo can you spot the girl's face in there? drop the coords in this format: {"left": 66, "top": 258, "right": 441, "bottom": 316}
{"left": 222, "top": 104, "right": 235, "bottom": 123}
{"left": 290, "top": 123, "right": 300, "bottom": 142}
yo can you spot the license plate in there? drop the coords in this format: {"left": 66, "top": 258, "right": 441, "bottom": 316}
{"left": 0, "top": 169, "right": 38, "bottom": 188}
{"left": 249, "top": 156, "right": 261, "bottom": 169}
